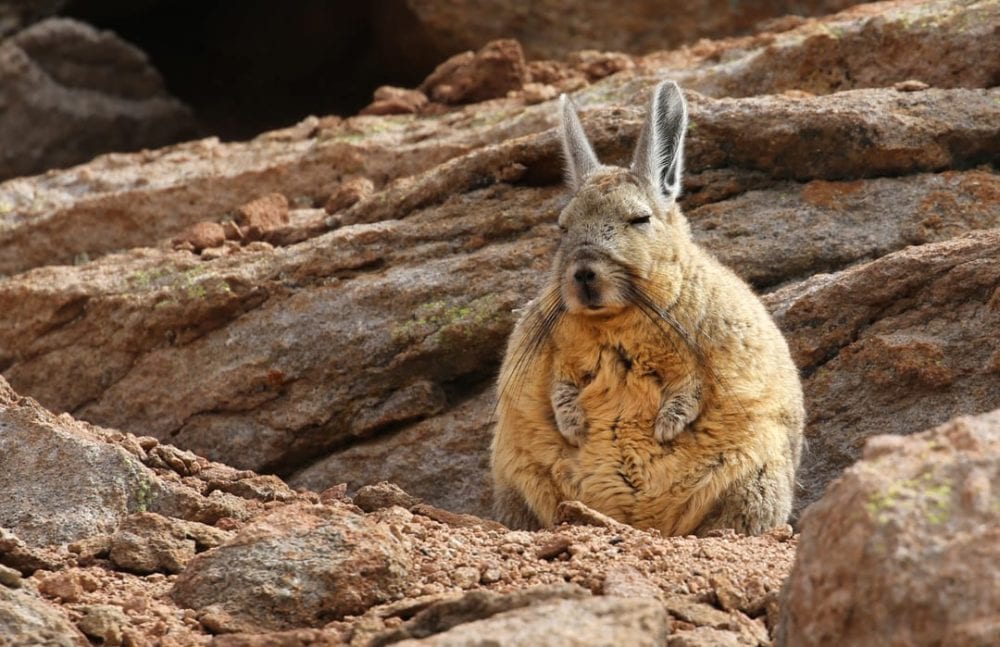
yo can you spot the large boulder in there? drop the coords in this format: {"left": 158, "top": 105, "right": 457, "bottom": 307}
{"left": 779, "top": 410, "right": 1000, "bottom": 646}
{"left": 0, "top": 17, "right": 197, "bottom": 180}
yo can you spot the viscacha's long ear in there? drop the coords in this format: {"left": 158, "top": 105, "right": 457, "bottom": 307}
{"left": 631, "top": 80, "right": 688, "bottom": 200}
{"left": 559, "top": 94, "right": 599, "bottom": 191}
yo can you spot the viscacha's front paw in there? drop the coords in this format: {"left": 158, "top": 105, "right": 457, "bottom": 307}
{"left": 654, "top": 391, "right": 699, "bottom": 444}
{"left": 552, "top": 380, "right": 587, "bottom": 446}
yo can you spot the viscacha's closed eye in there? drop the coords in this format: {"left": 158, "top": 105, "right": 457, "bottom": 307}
{"left": 629, "top": 214, "right": 652, "bottom": 226}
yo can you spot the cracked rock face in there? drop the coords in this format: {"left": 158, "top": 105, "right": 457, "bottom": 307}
{"left": 1, "top": 0, "right": 998, "bottom": 523}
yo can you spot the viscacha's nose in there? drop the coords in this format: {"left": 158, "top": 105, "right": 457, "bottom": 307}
{"left": 573, "top": 267, "right": 597, "bottom": 285}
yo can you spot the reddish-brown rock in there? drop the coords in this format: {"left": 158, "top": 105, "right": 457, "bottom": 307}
{"left": 171, "top": 503, "right": 413, "bottom": 631}
{"left": 779, "top": 410, "right": 1000, "bottom": 646}
{"left": 765, "top": 231, "right": 1000, "bottom": 516}
{"left": 419, "top": 39, "right": 528, "bottom": 104}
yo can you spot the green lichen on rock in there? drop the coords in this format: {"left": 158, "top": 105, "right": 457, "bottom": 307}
{"left": 391, "top": 294, "right": 504, "bottom": 348}
{"left": 130, "top": 477, "right": 158, "bottom": 513}
{"left": 865, "top": 470, "right": 953, "bottom": 526}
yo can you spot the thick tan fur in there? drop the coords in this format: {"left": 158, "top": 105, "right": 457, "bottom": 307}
{"left": 490, "top": 84, "right": 804, "bottom": 536}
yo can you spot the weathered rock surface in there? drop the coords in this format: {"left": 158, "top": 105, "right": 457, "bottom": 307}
{"left": 766, "top": 230, "right": 1000, "bottom": 516}
{"left": 171, "top": 503, "right": 413, "bottom": 631}
{"left": 0, "top": 585, "right": 87, "bottom": 647}
{"left": 395, "top": 596, "right": 669, "bottom": 646}
{"left": 387, "top": 0, "right": 859, "bottom": 64}
{"left": 0, "top": 377, "right": 158, "bottom": 547}
{"left": 0, "top": 17, "right": 197, "bottom": 181}
{"left": 0, "top": 374, "right": 292, "bottom": 550}
{"left": 0, "top": 0, "right": 996, "bottom": 595}
{"left": 0, "top": 374, "right": 799, "bottom": 645}
{"left": 779, "top": 410, "right": 1000, "bottom": 646}
{"left": 1, "top": 86, "right": 996, "bottom": 490}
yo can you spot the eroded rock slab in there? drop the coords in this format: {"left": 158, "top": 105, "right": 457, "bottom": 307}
{"left": 766, "top": 230, "right": 1000, "bottom": 516}
{"left": 779, "top": 410, "right": 1000, "bottom": 646}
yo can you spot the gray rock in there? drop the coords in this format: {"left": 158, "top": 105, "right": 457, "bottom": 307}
{"left": 0, "top": 585, "right": 87, "bottom": 646}
{"left": 0, "top": 383, "right": 156, "bottom": 547}
{"left": 0, "top": 17, "right": 196, "bottom": 180}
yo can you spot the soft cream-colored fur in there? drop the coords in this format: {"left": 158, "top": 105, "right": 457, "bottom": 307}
{"left": 491, "top": 83, "right": 803, "bottom": 536}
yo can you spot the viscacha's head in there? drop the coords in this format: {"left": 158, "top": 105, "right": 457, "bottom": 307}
{"left": 552, "top": 80, "right": 690, "bottom": 317}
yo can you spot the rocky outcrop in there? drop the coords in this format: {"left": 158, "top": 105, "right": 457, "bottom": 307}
{"left": 0, "top": 17, "right": 197, "bottom": 181}
{"left": 779, "top": 410, "right": 1000, "bottom": 646}
{"left": 0, "top": 0, "right": 997, "bottom": 529}
{"left": 384, "top": 0, "right": 860, "bottom": 66}
{"left": 0, "top": 377, "right": 796, "bottom": 645}
{"left": 0, "top": 86, "right": 996, "bottom": 515}
{"left": 767, "top": 231, "right": 1000, "bottom": 516}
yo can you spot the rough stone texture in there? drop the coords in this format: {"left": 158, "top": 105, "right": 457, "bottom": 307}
{"left": 678, "top": 0, "right": 1000, "bottom": 97}
{"left": 108, "top": 512, "right": 231, "bottom": 575}
{"left": 0, "top": 86, "right": 996, "bottom": 491}
{"left": 0, "top": 17, "right": 197, "bottom": 180}
{"left": 419, "top": 39, "right": 528, "bottom": 104}
{"left": 388, "top": 0, "right": 859, "bottom": 64}
{"left": 0, "top": 381, "right": 156, "bottom": 547}
{"left": 291, "top": 391, "right": 495, "bottom": 516}
{"left": 0, "top": 375, "right": 285, "bottom": 549}
{"left": 4, "top": 0, "right": 995, "bottom": 276}
{"left": 394, "top": 596, "right": 669, "bottom": 646}
{"left": 0, "top": 0, "right": 996, "bottom": 580}
{"left": 171, "top": 502, "right": 413, "bottom": 632}
{"left": 0, "top": 585, "right": 87, "bottom": 647}
{"left": 0, "top": 377, "right": 800, "bottom": 645}
{"left": 765, "top": 231, "right": 1000, "bottom": 516}
{"left": 779, "top": 410, "right": 1000, "bottom": 646}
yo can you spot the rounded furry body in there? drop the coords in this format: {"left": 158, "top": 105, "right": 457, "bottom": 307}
{"left": 490, "top": 83, "right": 804, "bottom": 536}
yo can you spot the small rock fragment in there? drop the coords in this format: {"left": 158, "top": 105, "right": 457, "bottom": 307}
{"left": 146, "top": 444, "right": 202, "bottom": 476}
{"left": 603, "top": 565, "right": 661, "bottom": 599}
{"left": 0, "top": 563, "right": 22, "bottom": 588}
{"left": 521, "top": 82, "right": 558, "bottom": 104}
{"left": 37, "top": 571, "right": 86, "bottom": 602}
{"left": 324, "top": 177, "right": 375, "bottom": 214}
{"left": 235, "top": 193, "right": 290, "bottom": 241}
{"left": 171, "top": 221, "right": 226, "bottom": 253}
{"left": 354, "top": 481, "right": 421, "bottom": 512}
{"left": 535, "top": 535, "right": 573, "bottom": 560}
{"left": 109, "top": 512, "right": 229, "bottom": 574}
{"left": 361, "top": 86, "right": 429, "bottom": 116}
{"left": 894, "top": 79, "right": 930, "bottom": 92}
{"left": 77, "top": 604, "right": 129, "bottom": 646}
{"left": 420, "top": 39, "right": 527, "bottom": 104}
{"left": 568, "top": 50, "right": 635, "bottom": 80}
